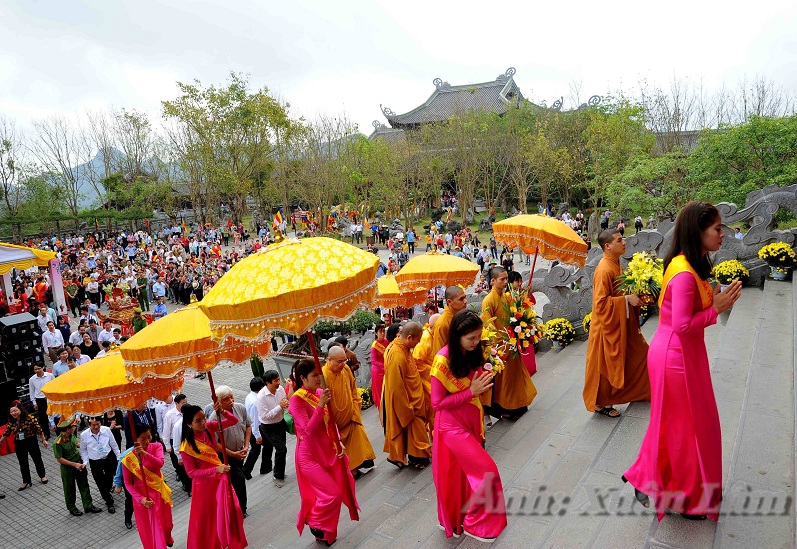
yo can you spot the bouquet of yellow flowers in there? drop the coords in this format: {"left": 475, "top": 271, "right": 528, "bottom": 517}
{"left": 480, "top": 318, "right": 506, "bottom": 374}
{"left": 499, "top": 289, "right": 545, "bottom": 358}
{"left": 712, "top": 259, "right": 749, "bottom": 285}
{"left": 544, "top": 318, "right": 576, "bottom": 346}
{"left": 615, "top": 252, "right": 664, "bottom": 306}
{"left": 758, "top": 242, "right": 796, "bottom": 269}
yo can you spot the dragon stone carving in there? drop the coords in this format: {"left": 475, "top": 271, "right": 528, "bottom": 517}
{"left": 520, "top": 186, "right": 797, "bottom": 329}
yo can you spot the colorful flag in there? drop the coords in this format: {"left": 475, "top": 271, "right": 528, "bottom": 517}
{"left": 144, "top": 219, "right": 150, "bottom": 229}
{"left": 181, "top": 217, "right": 187, "bottom": 234}
{"left": 274, "top": 208, "right": 284, "bottom": 226}
{"left": 445, "top": 208, "right": 452, "bottom": 224}
{"left": 227, "top": 218, "right": 233, "bottom": 228}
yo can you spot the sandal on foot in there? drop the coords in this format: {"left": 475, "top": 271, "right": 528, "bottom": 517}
{"left": 387, "top": 459, "right": 406, "bottom": 470}
{"left": 681, "top": 513, "right": 707, "bottom": 521}
{"left": 595, "top": 407, "right": 621, "bottom": 418}
{"left": 621, "top": 475, "right": 650, "bottom": 508}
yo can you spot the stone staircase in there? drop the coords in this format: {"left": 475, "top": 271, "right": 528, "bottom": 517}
{"left": 113, "top": 282, "right": 795, "bottom": 549}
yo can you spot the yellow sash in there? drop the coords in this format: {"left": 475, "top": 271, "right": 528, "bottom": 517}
{"left": 371, "top": 340, "right": 386, "bottom": 354}
{"left": 179, "top": 437, "right": 222, "bottom": 467}
{"left": 659, "top": 254, "right": 713, "bottom": 310}
{"left": 122, "top": 451, "right": 173, "bottom": 506}
{"left": 430, "top": 354, "right": 485, "bottom": 441}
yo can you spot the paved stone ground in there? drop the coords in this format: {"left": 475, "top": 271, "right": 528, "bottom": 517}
{"left": 0, "top": 250, "right": 794, "bottom": 548}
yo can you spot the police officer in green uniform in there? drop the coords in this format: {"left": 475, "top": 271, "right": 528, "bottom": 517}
{"left": 53, "top": 417, "right": 103, "bottom": 517}
{"left": 131, "top": 308, "right": 148, "bottom": 334}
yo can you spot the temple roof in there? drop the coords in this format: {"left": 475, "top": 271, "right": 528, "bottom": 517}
{"left": 380, "top": 67, "right": 525, "bottom": 129}
{"left": 368, "top": 121, "right": 406, "bottom": 144}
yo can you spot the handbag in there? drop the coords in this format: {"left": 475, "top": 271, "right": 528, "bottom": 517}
{"left": 283, "top": 412, "right": 295, "bottom": 435}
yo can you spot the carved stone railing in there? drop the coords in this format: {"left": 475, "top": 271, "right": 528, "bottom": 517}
{"left": 520, "top": 185, "right": 797, "bottom": 328}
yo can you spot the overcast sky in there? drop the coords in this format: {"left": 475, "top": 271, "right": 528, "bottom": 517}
{"left": 2, "top": 0, "right": 796, "bottom": 137}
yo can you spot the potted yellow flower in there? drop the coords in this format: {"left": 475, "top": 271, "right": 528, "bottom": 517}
{"left": 712, "top": 259, "right": 749, "bottom": 290}
{"left": 582, "top": 312, "right": 592, "bottom": 334}
{"left": 758, "top": 242, "right": 797, "bottom": 281}
{"left": 545, "top": 318, "right": 576, "bottom": 351}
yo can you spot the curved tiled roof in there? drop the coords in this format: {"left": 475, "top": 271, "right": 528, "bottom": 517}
{"left": 381, "top": 68, "right": 525, "bottom": 128}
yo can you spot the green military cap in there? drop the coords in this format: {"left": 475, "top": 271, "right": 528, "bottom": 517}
{"left": 57, "top": 416, "right": 77, "bottom": 429}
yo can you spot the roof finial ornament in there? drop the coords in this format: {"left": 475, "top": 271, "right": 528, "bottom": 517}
{"left": 433, "top": 78, "right": 450, "bottom": 89}
{"left": 372, "top": 120, "right": 382, "bottom": 129}
{"left": 505, "top": 67, "right": 516, "bottom": 77}
{"left": 551, "top": 97, "right": 563, "bottom": 112}
{"left": 380, "top": 104, "right": 396, "bottom": 117}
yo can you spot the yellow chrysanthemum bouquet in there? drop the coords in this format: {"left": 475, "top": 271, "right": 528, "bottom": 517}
{"left": 712, "top": 259, "right": 749, "bottom": 285}
{"left": 615, "top": 252, "right": 664, "bottom": 306}
{"left": 582, "top": 312, "right": 592, "bottom": 333}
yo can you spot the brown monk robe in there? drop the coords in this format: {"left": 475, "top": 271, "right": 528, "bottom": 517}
{"left": 322, "top": 346, "right": 377, "bottom": 475}
{"left": 382, "top": 322, "right": 432, "bottom": 469}
{"left": 583, "top": 229, "right": 651, "bottom": 417}
{"left": 431, "top": 286, "right": 468, "bottom": 356}
{"left": 481, "top": 267, "right": 537, "bottom": 418}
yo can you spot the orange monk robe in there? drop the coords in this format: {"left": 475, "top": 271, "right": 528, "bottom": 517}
{"left": 481, "top": 288, "right": 537, "bottom": 411}
{"left": 382, "top": 339, "right": 431, "bottom": 462}
{"left": 431, "top": 307, "right": 454, "bottom": 357}
{"left": 321, "top": 362, "right": 376, "bottom": 470}
{"left": 411, "top": 326, "right": 434, "bottom": 425}
{"left": 583, "top": 256, "right": 651, "bottom": 411}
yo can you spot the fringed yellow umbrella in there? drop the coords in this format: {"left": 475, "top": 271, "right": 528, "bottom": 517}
{"left": 42, "top": 352, "right": 185, "bottom": 417}
{"left": 491, "top": 214, "right": 588, "bottom": 267}
{"left": 491, "top": 214, "right": 588, "bottom": 290}
{"left": 199, "top": 236, "right": 380, "bottom": 341}
{"left": 394, "top": 250, "right": 480, "bottom": 293}
{"left": 375, "top": 274, "right": 428, "bottom": 309}
{"left": 198, "top": 235, "right": 379, "bottom": 521}
{"left": 120, "top": 305, "right": 271, "bottom": 382}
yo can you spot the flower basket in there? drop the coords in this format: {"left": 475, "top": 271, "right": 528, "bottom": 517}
{"left": 712, "top": 259, "right": 749, "bottom": 286}
{"left": 481, "top": 318, "right": 506, "bottom": 374}
{"left": 758, "top": 242, "right": 796, "bottom": 270}
{"left": 544, "top": 318, "right": 576, "bottom": 347}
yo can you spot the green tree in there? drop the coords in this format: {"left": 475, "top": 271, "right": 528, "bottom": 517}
{"left": 162, "top": 72, "right": 291, "bottom": 224}
{"left": 688, "top": 115, "right": 797, "bottom": 206}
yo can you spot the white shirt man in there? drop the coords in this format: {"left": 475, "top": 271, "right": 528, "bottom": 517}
{"left": 41, "top": 323, "right": 64, "bottom": 353}
{"left": 69, "top": 329, "right": 86, "bottom": 346}
{"left": 257, "top": 382, "right": 287, "bottom": 425}
{"left": 29, "top": 368, "right": 54, "bottom": 402}
{"left": 97, "top": 323, "right": 115, "bottom": 344}
{"left": 79, "top": 425, "right": 121, "bottom": 465}
{"left": 245, "top": 389, "right": 261, "bottom": 445}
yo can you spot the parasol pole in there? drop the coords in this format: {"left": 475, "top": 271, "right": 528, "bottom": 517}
{"left": 305, "top": 331, "right": 345, "bottom": 453}
{"left": 126, "top": 409, "right": 156, "bottom": 548}
{"left": 206, "top": 370, "right": 242, "bottom": 536}
{"left": 526, "top": 246, "right": 539, "bottom": 292}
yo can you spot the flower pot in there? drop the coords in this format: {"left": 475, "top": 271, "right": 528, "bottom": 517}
{"left": 770, "top": 266, "right": 790, "bottom": 281}
{"left": 552, "top": 341, "right": 564, "bottom": 351}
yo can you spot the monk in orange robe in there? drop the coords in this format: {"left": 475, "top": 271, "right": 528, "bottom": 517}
{"left": 432, "top": 286, "right": 468, "bottom": 356}
{"left": 412, "top": 314, "right": 439, "bottom": 431}
{"left": 481, "top": 267, "right": 537, "bottom": 418}
{"left": 382, "top": 322, "right": 431, "bottom": 469}
{"left": 322, "top": 346, "right": 377, "bottom": 478}
{"left": 583, "top": 229, "right": 651, "bottom": 417}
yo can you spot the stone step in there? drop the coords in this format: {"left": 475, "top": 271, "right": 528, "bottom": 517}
{"left": 712, "top": 281, "right": 795, "bottom": 549}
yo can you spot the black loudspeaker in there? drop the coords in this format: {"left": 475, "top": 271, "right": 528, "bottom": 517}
{"left": 1, "top": 313, "right": 45, "bottom": 383}
{"left": 0, "top": 313, "right": 39, "bottom": 338}
{"left": 0, "top": 380, "right": 18, "bottom": 426}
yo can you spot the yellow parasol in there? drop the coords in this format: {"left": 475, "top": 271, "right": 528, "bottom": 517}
{"left": 375, "top": 275, "right": 428, "bottom": 309}
{"left": 491, "top": 214, "right": 588, "bottom": 267}
{"left": 394, "top": 250, "right": 480, "bottom": 293}
{"left": 120, "top": 305, "right": 271, "bottom": 382}
{"left": 42, "top": 352, "right": 185, "bottom": 417}
{"left": 199, "top": 236, "right": 380, "bottom": 341}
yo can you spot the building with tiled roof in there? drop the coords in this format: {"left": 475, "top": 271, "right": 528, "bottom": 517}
{"left": 370, "top": 68, "right": 530, "bottom": 142}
